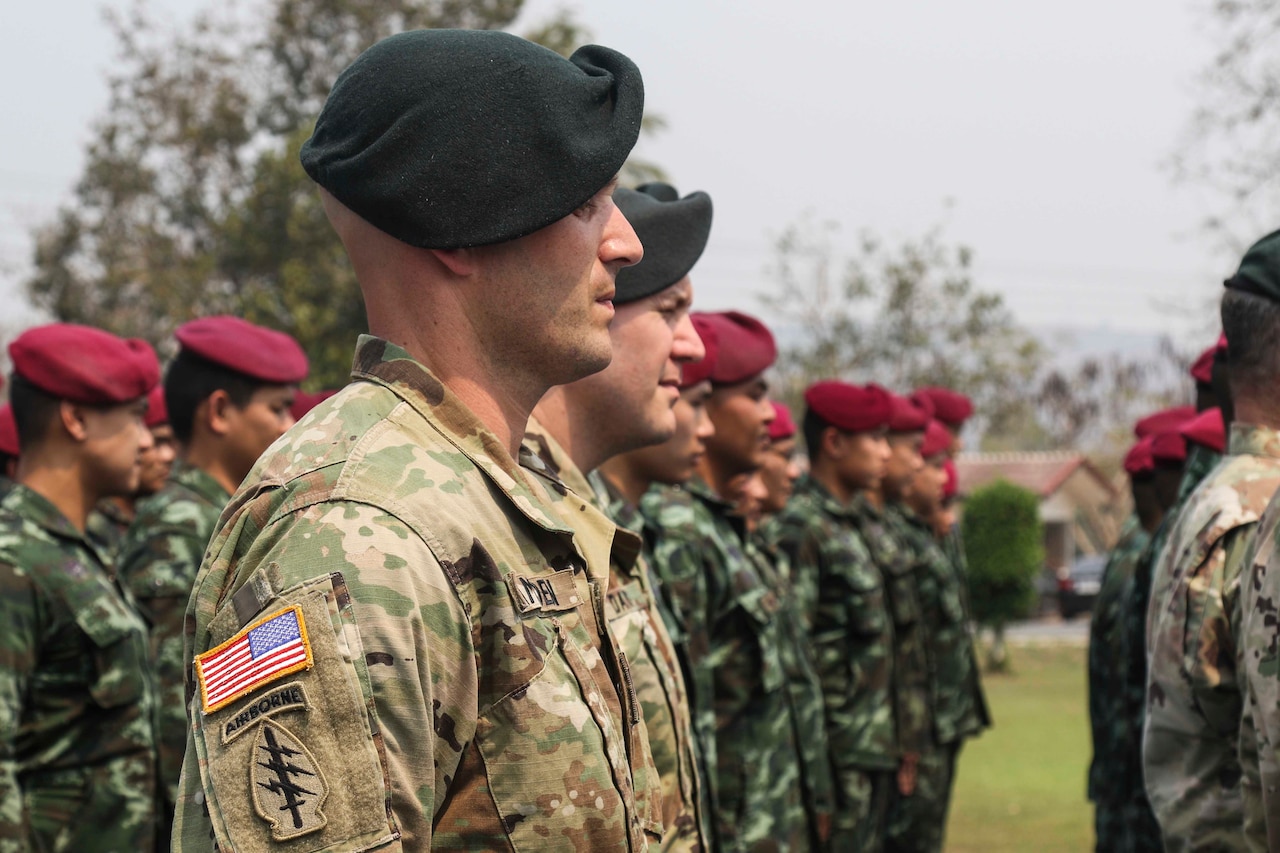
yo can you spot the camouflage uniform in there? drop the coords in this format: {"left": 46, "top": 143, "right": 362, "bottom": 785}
{"left": 524, "top": 419, "right": 706, "bottom": 852}
{"left": 1144, "top": 423, "right": 1280, "bottom": 852}
{"left": 643, "top": 477, "right": 810, "bottom": 851}
{"left": 882, "top": 503, "right": 989, "bottom": 853}
{"left": 1119, "top": 443, "right": 1222, "bottom": 853}
{"left": 764, "top": 474, "right": 899, "bottom": 850}
{"left": 1087, "top": 514, "right": 1149, "bottom": 849}
{"left": 172, "top": 337, "right": 663, "bottom": 851}
{"left": 117, "top": 461, "right": 229, "bottom": 811}
{"left": 0, "top": 484, "right": 159, "bottom": 852}
{"left": 87, "top": 498, "right": 132, "bottom": 561}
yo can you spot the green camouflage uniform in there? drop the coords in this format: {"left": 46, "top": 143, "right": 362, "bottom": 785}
{"left": 172, "top": 337, "right": 663, "bottom": 851}
{"left": 764, "top": 474, "right": 900, "bottom": 850}
{"left": 118, "top": 461, "right": 229, "bottom": 812}
{"left": 882, "top": 503, "right": 989, "bottom": 853}
{"left": 0, "top": 484, "right": 159, "bottom": 852}
{"left": 1087, "top": 514, "right": 1149, "bottom": 848}
{"left": 1144, "top": 424, "right": 1280, "bottom": 852}
{"left": 86, "top": 498, "right": 132, "bottom": 561}
{"left": 643, "top": 477, "right": 810, "bottom": 851}
{"left": 523, "top": 420, "right": 707, "bottom": 852}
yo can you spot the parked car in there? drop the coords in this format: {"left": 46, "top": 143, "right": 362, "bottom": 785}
{"left": 1056, "top": 553, "right": 1106, "bottom": 619}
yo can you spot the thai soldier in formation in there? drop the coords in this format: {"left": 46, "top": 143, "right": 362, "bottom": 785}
{"left": 759, "top": 401, "right": 803, "bottom": 520}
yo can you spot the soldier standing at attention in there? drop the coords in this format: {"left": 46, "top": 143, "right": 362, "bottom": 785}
{"left": 765, "top": 380, "right": 898, "bottom": 850}
{"left": 524, "top": 181, "right": 710, "bottom": 850}
{"left": 0, "top": 324, "right": 161, "bottom": 851}
{"left": 643, "top": 311, "right": 832, "bottom": 849}
{"left": 1147, "top": 236, "right": 1280, "bottom": 852}
{"left": 759, "top": 401, "right": 803, "bottom": 519}
{"left": 171, "top": 30, "right": 659, "bottom": 850}
{"left": 889, "top": 418, "right": 990, "bottom": 852}
{"left": 118, "top": 315, "right": 306, "bottom": 828}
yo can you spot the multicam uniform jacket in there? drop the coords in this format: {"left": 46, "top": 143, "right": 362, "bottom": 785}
{"left": 1144, "top": 424, "right": 1280, "bottom": 852}
{"left": 763, "top": 474, "right": 898, "bottom": 846}
{"left": 0, "top": 485, "right": 159, "bottom": 852}
{"left": 523, "top": 419, "right": 705, "bottom": 852}
{"left": 643, "top": 478, "right": 809, "bottom": 851}
{"left": 171, "top": 337, "right": 663, "bottom": 852}
{"left": 1088, "top": 514, "right": 1149, "bottom": 841}
{"left": 118, "top": 461, "right": 229, "bottom": 808}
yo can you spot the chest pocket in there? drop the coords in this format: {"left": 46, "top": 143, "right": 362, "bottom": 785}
{"left": 62, "top": 573, "right": 148, "bottom": 709}
{"left": 737, "top": 586, "right": 786, "bottom": 694}
{"left": 476, "top": 619, "right": 636, "bottom": 850}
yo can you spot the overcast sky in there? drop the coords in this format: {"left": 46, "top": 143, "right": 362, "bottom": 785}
{"left": 0, "top": 0, "right": 1235, "bottom": 346}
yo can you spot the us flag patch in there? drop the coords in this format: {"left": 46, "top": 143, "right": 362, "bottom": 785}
{"left": 196, "top": 605, "right": 313, "bottom": 714}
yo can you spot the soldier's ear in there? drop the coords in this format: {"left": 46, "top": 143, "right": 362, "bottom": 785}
{"left": 60, "top": 401, "right": 90, "bottom": 443}
{"left": 428, "top": 247, "right": 480, "bottom": 278}
{"left": 204, "top": 390, "right": 235, "bottom": 438}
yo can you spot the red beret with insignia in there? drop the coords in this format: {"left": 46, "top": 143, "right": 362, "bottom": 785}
{"left": 804, "top": 381, "right": 893, "bottom": 433}
{"left": 144, "top": 385, "right": 169, "bottom": 428}
{"left": 692, "top": 311, "right": 777, "bottom": 385}
{"left": 1151, "top": 430, "right": 1188, "bottom": 464}
{"left": 1134, "top": 405, "right": 1196, "bottom": 439}
{"left": 10, "top": 324, "right": 160, "bottom": 405}
{"left": 1180, "top": 407, "right": 1225, "bottom": 454}
{"left": 1123, "top": 436, "right": 1155, "bottom": 475}
{"left": 175, "top": 316, "right": 309, "bottom": 385}
{"left": 921, "top": 419, "right": 952, "bottom": 458}
{"left": 912, "top": 387, "right": 973, "bottom": 428}
{"left": 887, "top": 393, "right": 930, "bottom": 433}
{"left": 680, "top": 315, "right": 720, "bottom": 388}
{"left": 290, "top": 389, "right": 338, "bottom": 421}
{"left": 0, "top": 405, "right": 18, "bottom": 458}
{"left": 768, "top": 401, "right": 797, "bottom": 441}
{"left": 1189, "top": 334, "right": 1228, "bottom": 385}
{"left": 942, "top": 458, "right": 959, "bottom": 498}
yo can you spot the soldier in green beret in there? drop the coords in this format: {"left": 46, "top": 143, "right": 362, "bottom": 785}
{"left": 0, "top": 323, "right": 162, "bottom": 852}
{"left": 172, "top": 29, "right": 660, "bottom": 851}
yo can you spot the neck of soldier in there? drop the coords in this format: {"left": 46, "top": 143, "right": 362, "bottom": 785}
{"left": 1232, "top": 393, "right": 1280, "bottom": 435}
{"left": 697, "top": 451, "right": 750, "bottom": 501}
{"left": 17, "top": 448, "right": 105, "bottom": 533}
{"left": 810, "top": 456, "right": 854, "bottom": 505}
{"left": 597, "top": 456, "right": 650, "bottom": 508}
{"left": 531, "top": 386, "right": 615, "bottom": 476}
{"left": 863, "top": 485, "right": 886, "bottom": 511}
{"left": 183, "top": 438, "right": 242, "bottom": 497}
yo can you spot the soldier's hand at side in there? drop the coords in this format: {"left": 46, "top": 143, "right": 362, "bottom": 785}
{"left": 816, "top": 811, "right": 832, "bottom": 842}
{"left": 898, "top": 753, "right": 919, "bottom": 796}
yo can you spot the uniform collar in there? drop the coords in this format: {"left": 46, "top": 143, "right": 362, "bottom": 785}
{"left": 1227, "top": 422, "right": 1280, "bottom": 460}
{"left": 523, "top": 416, "right": 597, "bottom": 499}
{"left": 2, "top": 483, "right": 102, "bottom": 559}
{"left": 794, "top": 473, "right": 859, "bottom": 519}
{"left": 351, "top": 335, "right": 572, "bottom": 535}
{"left": 171, "top": 460, "right": 233, "bottom": 505}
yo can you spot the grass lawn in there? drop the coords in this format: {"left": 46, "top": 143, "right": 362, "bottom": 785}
{"left": 946, "top": 644, "right": 1093, "bottom": 852}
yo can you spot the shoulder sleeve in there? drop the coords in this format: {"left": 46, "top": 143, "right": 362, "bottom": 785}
{"left": 0, "top": 561, "right": 38, "bottom": 844}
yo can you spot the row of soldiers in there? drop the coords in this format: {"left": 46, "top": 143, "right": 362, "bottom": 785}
{"left": 1089, "top": 228, "right": 1280, "bottom": 852}
{"left": 0, "top": 28, "right": 990, "bottom": 852}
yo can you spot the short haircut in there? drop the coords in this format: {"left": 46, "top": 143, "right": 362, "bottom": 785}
{"left": 9, "top": 374, "right": 62, "bottom": 450}
{"left": 1222, "top": 289, "right": 1280, "bottom": 398}
{"left": 801, "top": 407, "right": 829, "bottom": 460}
{"left": 165, "top": 350, "right": 263, "bottom": 444}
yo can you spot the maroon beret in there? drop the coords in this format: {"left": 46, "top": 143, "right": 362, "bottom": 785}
{"left": 804, "top": 381, "right": 893, "bottom": 433}
{"left": 1151, "top": 430, "right": 1188, "bottom": 464}
{"left": 768, "top": 401, "right": 797, "bottom": 441}
{"left": 290, "top": 389, "right": 338, "bottom": 421}
{"left": 9, "top": 324, "right": 160, "bottom": 405}
{"left": 1123, "top": 436, "right": 1155, "bottom": 475}
{"left": 921, "top": 419, "right": 952, "bottom": 458}
{"left": 887, "top": 393, "right": 930, "bottom": 433}
{"left": 692, "top": 311, "right": 776, "bottom": 385}
{"left": 913, "top": 387, "right": 973, "bottom": 428}
{"left": 680, "top": 315, "right": 720, "bottom": 388}
{"left": 1189, "top": 334, "right": 1228, "bottom": 385}
{"left": 144, "top": 385, "right": 169, "bottom": 428}
{"left": 175, "top": 316, "right": 308, "bottom": 384}
{"left": 1134, "top": 405, "right": 1197, "bottom": 439}
{"left": 1180, "top": 407, "right": 1225, "bottom": 453}
{"left": 0, "top": 405, "right": 18, "bottom": 458}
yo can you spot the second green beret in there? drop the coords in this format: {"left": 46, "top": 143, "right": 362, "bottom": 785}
{"left": 613, "top": 183, "right": 713, "bottom": 303}
{"left": 301, "top": 29, "right": 645, "bottom": 249}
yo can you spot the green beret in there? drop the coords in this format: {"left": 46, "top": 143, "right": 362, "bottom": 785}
{"left": 613, "top": 183, "right": 713, "bottom": 303}
{"left": 300, "top": 30, "right": 644, "bottom": 249}
{"left": 1224, "top": 228, "right": 1280, "bottom": 302}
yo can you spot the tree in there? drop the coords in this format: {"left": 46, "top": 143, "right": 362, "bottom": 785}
{"left": 26, "top": 0, "right": 663, "bottom": 387}
{"left": 962, "top": 479, "right": 1044, "bottom": 671}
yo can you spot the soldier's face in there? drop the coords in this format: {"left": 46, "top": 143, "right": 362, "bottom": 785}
{"left": 224, "top": 386, "right": 296, "bottom": 485}
{"left": 137, "top": 423, "right": 176, "bottom": 496}
{"left": 837, "top": 431, "right": 890, "bottom": 491}
{"left": 705, "top": 376, "right": 773, "bottom": 476}
{"left": 906, "top": 456, "right": 947, "bottom": 516}
{"left": 730, "top": 471, "right": 768, "bottom": 529}
{"left": 474, "top": 179, "right": 642, "bottom": 388}
{"left": 759, "top": 436, "right": 801, "bottom": 513}
{"left": 572, "top": 277, "right": 703, "bottom": 456}
{"left": 622, "top": 380, "right": 714, "bottom": 486}
{"left": 882, "top": 431, "right": 925, "bottom": 500}
{"left": 80, "top": 397, "right": 154, "bottom": 498}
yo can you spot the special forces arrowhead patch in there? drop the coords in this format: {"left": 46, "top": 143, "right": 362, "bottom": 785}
{"left": 251, "top": 721, "right": 329, "bottom": 841}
